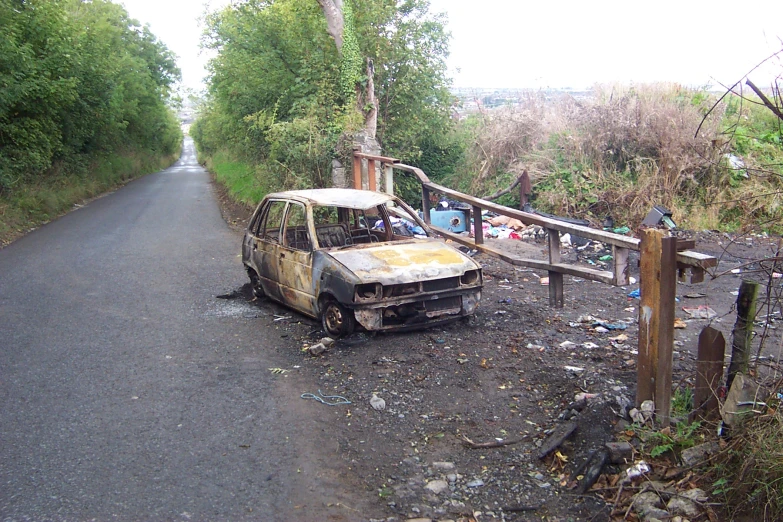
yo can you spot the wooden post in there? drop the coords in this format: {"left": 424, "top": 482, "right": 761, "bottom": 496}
{"left": 692, "top": 326, "right": 725, "bottom": 422}
{"left": 519, "top": 170, "right": 532, "bottom": 209}
{"left": 613, "top": 246, "right": 630, "bottom": 286}
{"left": 473, "top": 205, "right": 484, "bottom": 245}
{"left": 636, "top": 229, "right": 677, "bottom": 426}
{"left": 384, "top": 163, "right": 394, "bottom": 195}
{"left": 421, "top": 186, "right": 431, "bottom": 225}
{"left": 726, "top": 280, "right": 760, "bottom": 390}
{"left": 367, "top": 160, "right": 377, "bottom": 191}
{"left": 548, "top": 228, "right": 563, "bottom": 308}
{"left": 352, "top": 153, "right": 361, "bottom": 190}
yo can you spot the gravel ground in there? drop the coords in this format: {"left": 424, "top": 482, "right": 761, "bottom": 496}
{"left": 215, "top": 181, "right": 782, "bottom": 521}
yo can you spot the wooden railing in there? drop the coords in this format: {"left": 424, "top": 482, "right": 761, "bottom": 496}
{"left": 351, "top": 150, "right": 717, "bottom": 308}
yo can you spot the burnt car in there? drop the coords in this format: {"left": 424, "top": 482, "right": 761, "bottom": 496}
{"left": 241, "top": 188, "right": 482, "bottom": 338}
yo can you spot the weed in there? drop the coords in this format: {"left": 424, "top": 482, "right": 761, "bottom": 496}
{"left": 671, "top": 386, "right": 694, "bottom": 418}
{"left": 639, "top": 420, "right": 703, "bottom": 459}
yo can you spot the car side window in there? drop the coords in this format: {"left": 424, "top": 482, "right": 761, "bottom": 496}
{"left": 283, "top": 203, "right": 311, "bottom": 251}
{"left": 261, "top": 200, "right": 286, "bottom": 243}
{"left": 249, "top": 205, "right": 265, "bottom": 235}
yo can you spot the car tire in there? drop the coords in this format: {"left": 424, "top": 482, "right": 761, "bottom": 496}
{"left": 246, "top": 268, "right": 264, "bottom": 298}
{"left": 321, "top": 300, "right": 355, "bottom": 338}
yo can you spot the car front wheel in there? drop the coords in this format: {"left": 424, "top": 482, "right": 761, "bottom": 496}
{"left": 321, "top": 300, "right": 355, "bottom": 338}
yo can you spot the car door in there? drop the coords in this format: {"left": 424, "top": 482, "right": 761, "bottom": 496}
{"left": 248, "top": 199, "right": 287, "bottom": 301}
{"left": 277, "top": 202, "right": 317, "bottom": 315}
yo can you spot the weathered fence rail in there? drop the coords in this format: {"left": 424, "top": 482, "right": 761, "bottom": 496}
{"left": 352, "top": 150, "right": 716, "bottom": 308}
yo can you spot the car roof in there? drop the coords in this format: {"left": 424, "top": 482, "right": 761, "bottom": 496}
{"left": 268, "top": 188, "right": 396, "bottom": 210}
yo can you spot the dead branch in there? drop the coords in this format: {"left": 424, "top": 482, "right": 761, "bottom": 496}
{"left": 501, "top": 504, "right": 541, "bottom": 513}
{"left": 696, "top": 48, "right": 783, "bottom": 138}
{"left": 746, "top": 79, "right": 783, "bottom": 122}
{"left": 461, "top": 434, "right": 527, "bottom": 449}
{"left": 484, "top": 175, "right": 522, "bottom": 200}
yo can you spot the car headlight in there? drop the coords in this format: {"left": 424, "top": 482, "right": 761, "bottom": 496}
{"left": 460, "top": 269, "right": 481, "bottom": 286}
{"left": 354, "top": 283, "right": 382, "bottom": 302}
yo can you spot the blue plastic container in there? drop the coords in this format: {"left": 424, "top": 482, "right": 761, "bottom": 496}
{"left": 426, "top": 209, "right": 468, "bottom": 232}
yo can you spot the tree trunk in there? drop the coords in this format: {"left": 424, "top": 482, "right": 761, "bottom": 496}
{"left": 362, "top": 58, "right": 378, "bottom": 140}
{"left": 726, "top": 279, "right": 760, "bottom": 389}
{"left": 317, "top": 0, "right": 344, "bottom": 52}
{"left": 318, "top": 0, "right": 381, "bottom": 187}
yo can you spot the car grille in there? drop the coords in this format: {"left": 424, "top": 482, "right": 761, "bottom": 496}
{"left": 422, "top": 277, "right": 460, "bottom": 293}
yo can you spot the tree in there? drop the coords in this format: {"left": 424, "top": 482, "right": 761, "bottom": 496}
{"left": 193, "top": 0, "right": 454, "bottom": 195}
{"left": 0, "top": 0, "right": 181, "bottom": 193}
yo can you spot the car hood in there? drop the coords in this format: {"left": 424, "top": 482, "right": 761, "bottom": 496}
{"left": 327, "top": 240, "right": 479, "bottom": 285}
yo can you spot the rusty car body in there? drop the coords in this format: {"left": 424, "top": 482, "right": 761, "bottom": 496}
{"left": 242, "top": 188, "right": 483, "bottom": 337}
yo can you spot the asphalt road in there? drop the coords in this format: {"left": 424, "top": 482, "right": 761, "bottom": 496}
{"left": 0, "top": 139, "right": 360, "bottom": 521}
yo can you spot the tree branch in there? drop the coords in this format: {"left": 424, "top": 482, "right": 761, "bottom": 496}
{"left": 746, "top": 79, "right": 783, "bottom": 122}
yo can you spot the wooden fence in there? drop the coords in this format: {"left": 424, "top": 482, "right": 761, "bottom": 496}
{"left": 352, "top": 151, "right": 716, "bottom": 307}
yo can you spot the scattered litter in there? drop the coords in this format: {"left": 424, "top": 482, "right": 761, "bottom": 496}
{"left": 593, "top": 320, "right": 628, "bottom": 330}
{"left": 301, "top": 389, "right": 351, "bottom": 406}
{"left": 609, "top": 333, "right": 629, "bottom": 342}
{"left": 626, "top": 461, "right": 651, "bottom": 479}
{"left": 731, "top": 268, "right": 741, "bottom": 274}
{"left": 629, "top": 400, "right": 655, "bottom": 425}
{"left": 674, "top": 318, "right": 688, "bottom": 328}
{"left": 682, "top": 305, "right": 717, "bottom": 319}
{"left": 575, "top": 392, "right": 599, "bottom": 401}
{"left": 613, "top": 226, "right": 631, "bottom": 234}
{"left": 684, "top": 292, "right": 707, "bottom": 299}
{"left": 540, "top": 277, "right": 550, "bottom": 286}
{"left": 268, "top": 368, "right": 289, "bottom": 374}
{"left": 628, "top": 288, "right": 641, "bottom": 299}
{"left": 774, "top": 272, "right": 782, "bottom": 279}
{"left": 560, "top": 341, "right": 577, "bottom": 348}
{"left": 582, "top": 342, "right": 599, "bottom": 349}
{"left": 594, "top": 326, "right": 609, "bottom": 333}
{"left": 370, "top": 394, "right": 386, "bottom": 411}
{"left": 629, "top": 277, "right": 637, "bottom": 284}
{"left": 578, "top": 315, "right": 596, "bottom": 323}
{"left": 564, "top": 365, "right": 585, "bottom": 373}
{"left": 599, "top": 255, "right": 613, "bottom": 262}
{"left": 273, "top": 315, "right": 292, "bottom": 322}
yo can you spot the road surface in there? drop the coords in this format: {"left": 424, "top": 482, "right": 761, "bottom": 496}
{"left": 0, "top": 139, "right": 366, "bottom": 521}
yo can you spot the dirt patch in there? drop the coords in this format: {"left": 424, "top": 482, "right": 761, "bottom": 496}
{"left": 215, "top": 180, "right": 781, "bottom": 520}
{"left": 210, "top": 172, "right": 255, "bottom": 232}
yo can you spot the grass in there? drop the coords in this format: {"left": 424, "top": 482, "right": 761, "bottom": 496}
{"left": 0, "top": 148, "right": 179, "bottom": 246}
{"left": 205, "top": 149, "right": 270, "bottom": 206}
{"left": 708, "top": 408, "right": 783, "bottom": 521}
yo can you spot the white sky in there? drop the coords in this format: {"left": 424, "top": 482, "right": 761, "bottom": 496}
{"left": 121, "top": 0, "right": 783, "bottom": 91}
